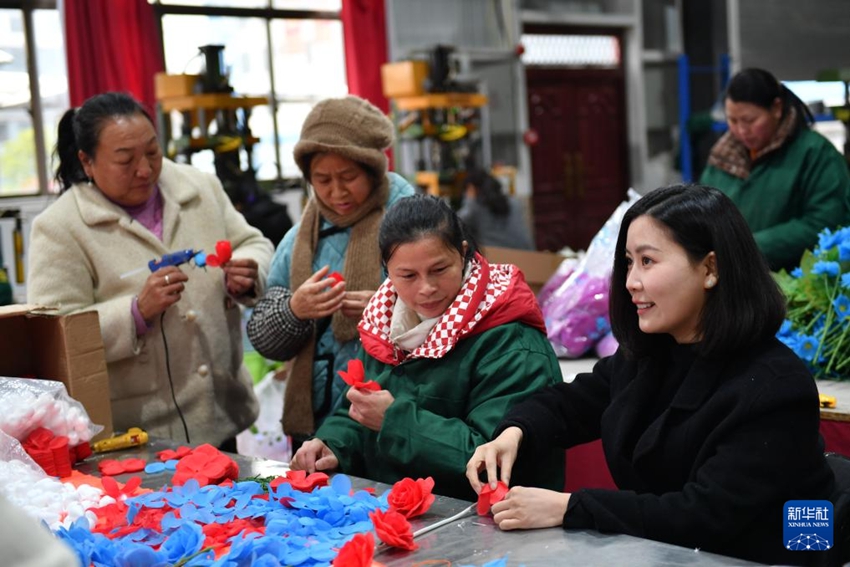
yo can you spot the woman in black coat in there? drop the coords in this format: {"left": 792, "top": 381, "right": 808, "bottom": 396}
{"left": 467, "top": 184, "right": 836, "bottom": 566}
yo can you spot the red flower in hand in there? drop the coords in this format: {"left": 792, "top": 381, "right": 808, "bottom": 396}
{"left": 369, "top": 508, "right": 417, "bottom": 551}
{"left": 269, "top": 469, "right": 329, "bottom": 492}
{"left": 476, "top": 481, "right": 509, "bottom": 515}
{"left": 205, "top": 240, "right": 233, "bottom": 267}
{"left": 339, "top": 359, "right": 381, "bottom": 391}
{"left": 333, "top": 532, "right": 375, "bottom": 567}
{"left": 387, "top": 477, "right": 435, "bottom": 519}
{"left": 328, "top": 271, "right": 345, "bottom": 285}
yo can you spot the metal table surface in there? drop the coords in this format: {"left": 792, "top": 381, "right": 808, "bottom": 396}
{"left": 76, "top": 437, "right": 759, "bottom": 567}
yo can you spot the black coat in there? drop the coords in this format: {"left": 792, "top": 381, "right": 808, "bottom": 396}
{"left": 500, "top": 338, "right": 835, "bottom": 565}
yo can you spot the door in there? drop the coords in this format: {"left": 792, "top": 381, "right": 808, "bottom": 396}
{"left": 526, "top": 66, "right": 629, "bottom": 252}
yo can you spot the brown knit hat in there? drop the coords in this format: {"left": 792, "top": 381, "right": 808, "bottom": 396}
{"left": 293, "top": 95, "right": 394, "bottom": 180}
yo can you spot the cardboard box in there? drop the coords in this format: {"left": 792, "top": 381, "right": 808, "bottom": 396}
{"left": 483, "top": 246, "right": 567, "bottom": 295}
{"left": 154, "top": 73, "right": 200, "bottom": 100}
{"left": 0, "top": 305, "right": 113, "bottom": 440}
{"left": 381, "top": 60, "right": 429, "bottom": 98}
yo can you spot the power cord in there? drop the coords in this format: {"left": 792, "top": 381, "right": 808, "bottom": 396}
{"left": 160, "top": 312, "right": 191, "bottom": 444}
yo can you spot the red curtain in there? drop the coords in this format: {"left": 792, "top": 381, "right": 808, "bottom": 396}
{"left": 340, "top": 0, "right": 389, "bottom": 113}
{"left": 63, "top": 0, "right": 164, "bottom": 116}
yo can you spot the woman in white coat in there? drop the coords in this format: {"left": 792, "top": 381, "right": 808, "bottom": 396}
{"left": 28, "top": 92, "right": 273, "bottom": 449}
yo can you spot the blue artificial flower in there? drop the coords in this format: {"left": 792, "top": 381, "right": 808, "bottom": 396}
{"left": 841, "top": 273, "right": 850, "bottom": 290}
{"left": 812, "top": 261, "right": 840, "bottom": 276}
{"left": 160, "top": 521, "right": 205, "bottom": 563}
{"left": 791, "top": 267, "right": 804, "bottom": 278}
{"left": 795, "top": 335, "right": 820, "bottom": 362}
{"left": 778, "top": 320, "right": 794, "bottom": 337}
{"left": 817, "top": 228, "right": 841, "bottom": 254}
{"left": 833, "top": 295, "right": 850, "bottom": 321}
{"left": 113, "top": 544, "right": 169, "bottom": 567}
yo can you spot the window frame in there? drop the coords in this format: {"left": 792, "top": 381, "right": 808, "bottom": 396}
{"left": 0, "top": 0, "right": 58, "bottom": 197}
{"left": 150, "top": 0, "right": 343, "bottom": 181}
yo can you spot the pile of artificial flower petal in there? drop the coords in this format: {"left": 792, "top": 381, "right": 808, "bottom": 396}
{"left": 54, "top": 473, "right": 392, "bottom": 566}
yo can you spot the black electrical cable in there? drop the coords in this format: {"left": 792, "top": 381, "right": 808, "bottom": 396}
{"left": 160, "top": 312, "right": 191, "bottom": 444}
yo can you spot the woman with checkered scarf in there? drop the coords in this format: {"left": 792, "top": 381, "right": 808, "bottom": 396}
{"left": 289, "top": 195, "right": 565, "bottom": 500}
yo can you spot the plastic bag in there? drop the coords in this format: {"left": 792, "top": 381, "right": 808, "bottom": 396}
{"left": 538, "top": 256, "right": 580, "bottom": 308}
{"left": 0, "top": 429, "right": 44, "bottom": 476}
{"left": 544, "top": 189, "right": 641, "bottom": 358}
{"left": 236, "top": 370, "right": 291, "bottom": 462}
{"left": 0, "top": 377, "right": 102, "bottom": 445}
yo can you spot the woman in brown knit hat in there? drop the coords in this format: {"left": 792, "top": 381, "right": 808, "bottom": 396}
{"left": 247, "top": 95, "right": 415, "bottom": 448}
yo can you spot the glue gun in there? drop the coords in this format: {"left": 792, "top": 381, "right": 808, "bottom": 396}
{"left": 148, "top": 249, "right": 207, "bottom": 272}
{"left": 120, "top": 249, "right": 207, "bottom": 279}
{"left": 92, "top": 427, "right": 149, "bottom": 453}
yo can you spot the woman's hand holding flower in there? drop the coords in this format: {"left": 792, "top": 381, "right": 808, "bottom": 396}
{"left": 465, "top": 426, "right": 523, "bottom": 494}
{"left": 346, "top": 388, "right": 394, "bottom": 431}
{"left": 291, "top": 265, "right": 345, "bottom": 320}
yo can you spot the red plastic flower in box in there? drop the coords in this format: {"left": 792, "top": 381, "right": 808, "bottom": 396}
{"left": 387, "top": 477, "right": 435, "bottom": 519}
{"left": 368, "top": 508, "right": 417, "bottom": 551}
{"left": 476, "top": 481, "right": 509, "bottom": 515}
{"left": 338, "top": 359, "right": 381, "bottom": 391}
{"left": 205, "top": 240, "right": 233, "bottom": 268}
{"left": 171, "top": 444, "right": 239, "bottom": 487}
{"left": 333, "top": 532, "right": 375, "bottom": 567}
{"left": 269, "top": 469, "right": 329, "bottom": 492}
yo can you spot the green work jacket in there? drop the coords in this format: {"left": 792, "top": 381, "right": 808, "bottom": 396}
{"left": 701, "top": 129, "right": 850, "bottom": 271}
{"left": 317, "top": 321, "right": 566, "bottom": 501}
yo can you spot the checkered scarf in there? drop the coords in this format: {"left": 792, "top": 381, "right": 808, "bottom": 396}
{"left": 706, "top": 106, "right": 801, "bottom": 180}
{"left": 358, "top": 252, "right": 546, "bottom": 365}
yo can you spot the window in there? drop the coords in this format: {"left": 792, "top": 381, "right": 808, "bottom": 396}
{"left": 0, "top": 1, "right": 69, "bottom": 196}
{"left": 154, "top": 1, "right": 345, "bottom": 181}
{"left": 521, "top": 33, "right": 621, "bottom": 68}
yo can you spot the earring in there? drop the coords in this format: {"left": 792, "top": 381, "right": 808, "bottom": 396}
{"left": 706, "top": 277, "right": 716, "bottom": 288}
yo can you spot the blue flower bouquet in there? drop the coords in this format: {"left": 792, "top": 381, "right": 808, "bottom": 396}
{"left": 776, "top": 227, "right": 850, "bottom": 380}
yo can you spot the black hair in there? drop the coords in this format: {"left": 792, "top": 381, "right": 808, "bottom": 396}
{"left": 609, "top": 184, "right": 786, "bottom": 359}
{"left": 54, "top": 92, "right": 155, "bottom": 191}
{"left": 379, "top": 194, "right": 478, "bottom": 267}
{"left": 724, "top": 67, "right": 814, "bottom": 128}
{"left": 465, "top": 168, "right": 509, "bottom": 216}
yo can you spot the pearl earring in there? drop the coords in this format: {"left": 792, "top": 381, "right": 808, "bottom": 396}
{"left": 706, "top": 277, "right": 716, "bottom": 288}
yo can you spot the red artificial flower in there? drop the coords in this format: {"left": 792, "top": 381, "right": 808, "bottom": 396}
{"left": 101, "top": 475, "right": 143, "bottom": 501}
{"left": 333, "top": 532, "right": 375, "bottom": 567}
{"left": 338, "top": 359, "right": 381, "bottom": 391}
{"left": 269, "top": 469, "right": 329, "bottom": 492}
{"left": 369, "top": 508, "right": 417, "bottom": 551}
{"left": 328, "top": 271, "right": 345, "bottom": 285}
{"left": 172, "top": 444, "right": 239, "bottom": 486}
{"left": 205, "top": 240, "right": 233, "bottom": 267}
{"left": 476, "top": 481, "right": 509, "bottom": 516}
{"left": 387, "top": 477, "right": 435, "bottom": 519}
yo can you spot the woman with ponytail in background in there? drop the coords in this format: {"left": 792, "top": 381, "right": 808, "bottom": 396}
{"left": 700, "top": 67, "right": 850, "bottom": 271}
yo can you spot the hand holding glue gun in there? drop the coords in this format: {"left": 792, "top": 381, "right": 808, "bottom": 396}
{"left": 119, "top": 240, "right": 251, "bottom": 321}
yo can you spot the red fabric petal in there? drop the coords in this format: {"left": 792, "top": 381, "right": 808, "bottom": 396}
{"left": 206, "top": 254, "right": 221, "bottom": 268}
{"left": 98, "top": 459, "right": 125, "bottom": 477}
{"left": 476, "top": 481, "right": 510, "bottom": 516}
{"left": 338, "top": 359, "right": 365, "bottom": 386}
{"left": 328, "top": 271, "right": 345, "bottom": 284}
{"left": 215, "top": 240, "right": 232, "bottom": 264}
{"left": 121, "top": 458, "right": 147, "bottom": 473}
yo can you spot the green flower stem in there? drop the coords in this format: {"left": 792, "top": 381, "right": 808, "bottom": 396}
{"left": 812, "top": 275, "right": 842, "bottom": 365}
{"left": 826, "top": 320, "right": 850, "bottom": 374}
